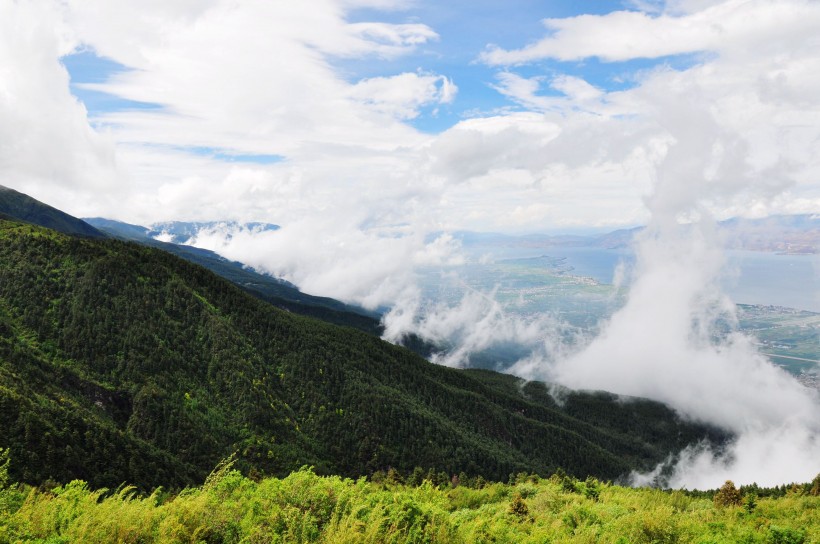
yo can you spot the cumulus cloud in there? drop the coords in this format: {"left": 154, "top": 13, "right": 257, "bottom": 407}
{"left": 6, "top": 0, "right": 819, "bottom": 231}
{"left": 463, "top": 1, "right": 820, "bottom": 229}
{"left": 44, "top": 0, "right": 471, "bottom": 228}
{"left": 634, "top": 422, "right": 820, "bottom": 490}
{"left": 348, "top": 22, "right": 440, "bottom": 53}
{"left": 446, "top": 1, "right": 820, "bottom": 486}
{"left": 491, "top": 73, "right": 607, "bottom": 114}
{"left": 183, "top": 216, "right": 465, "bottom": 309}
{"left": 0, "top": 0, "right": 120, "bottom": 215}
{"left": 66, "top": 0, "right": 442, "bottom": 158}
{"left": 382, "top": 284, "right": 566, "bottom": 368}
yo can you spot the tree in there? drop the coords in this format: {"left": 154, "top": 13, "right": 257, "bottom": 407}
{"left": 509, "top": 492, "right": 530, "bottom": 520}
{"left": 714, "top": 480, "right": 742, "bottom": 508}
{"left": 0, "top": 448, "right": 9, "bottom": 489}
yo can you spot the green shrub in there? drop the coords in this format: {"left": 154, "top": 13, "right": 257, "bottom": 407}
{"left": 508, "top": 492, "right": 529, "bottom": 520}
{"left": 0, "top": 463, "right": 818, "bottom": 544}
{"left": 766, "top": 525, "right": 806, "bottom": 544}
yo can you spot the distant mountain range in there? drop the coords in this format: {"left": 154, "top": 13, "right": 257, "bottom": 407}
{"left": 0, "top": 186, "right": 725, "bottom": 490}
{"left": 719, "top": 215, "right": 820, "bottom": 254}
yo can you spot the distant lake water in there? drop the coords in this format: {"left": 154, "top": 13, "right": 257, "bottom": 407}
{"left": 554, "top": 247, "right": 820, "bottom": 313}
{"left": 460, "top": 245, "right": 820, "bottom": 313}
{"left": 552, "top": 247, "right": 633, "bottom": 284}
{"left": 722, "top": 250, "right": 820, "bottom": 313}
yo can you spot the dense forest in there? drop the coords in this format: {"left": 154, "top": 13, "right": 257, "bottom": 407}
{"left": 0, "top": 456, "right": 817, "bottom": 543}
{"left": 0, "top": 219, "right": 727, "bottom": 490}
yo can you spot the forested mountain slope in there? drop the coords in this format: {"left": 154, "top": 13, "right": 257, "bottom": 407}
{"left": 0, "top": 220, "right": 725, "bottom": 490}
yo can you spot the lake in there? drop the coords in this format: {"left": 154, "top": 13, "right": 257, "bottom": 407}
{"left": 453, "top": 245, "right": 819, "bottom": 313}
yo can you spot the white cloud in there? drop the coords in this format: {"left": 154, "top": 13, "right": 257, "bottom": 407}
{"left": 0, "top": 0, "right": 120, "bottom": 215}
{"left": 348, "top": 22, "right": 439, "bottom": 52}
{"left": 8, "top": 0, "right": 456, "bottom": 228}
{"left": 4, "top": 0, "right": 816, "bottom": 294}
{"left": 349, "top": 72, "right": 457, "bottom": 120}
{"left": 507, "top": 70, "right": 820, "bottom": 487}
{"left": 185, "top": 215, "right": 463, "bottom": 309}
{"left": 6, "top": 0, "right": 818, "bottom": 233}
{"left": 481, "top": 0, "right": 820, "bottom": 64}
{"left": 383, "top": 284, "right": 565, "bottom": 369}
{"left": 51, "top": 0, "right": 455, "bottom": 215}
{"left": 491, "top": 72, "right": 614, "bottom": 116}
{"left": 470, "top": 1, "right": 820, "bottom": 228}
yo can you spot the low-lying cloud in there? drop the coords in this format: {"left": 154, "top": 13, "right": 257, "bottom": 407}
{"left": 545, "top": 221, "right": 820, "bottom": 488}
{"left": 183, "top": 216, "right": 464, "bottom": 310}
{"left": 382, "top": 285, "right": 566, "bottom": 368}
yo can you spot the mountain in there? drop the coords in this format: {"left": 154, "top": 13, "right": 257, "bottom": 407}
{"left": 0, "top": 218, "right": 725, "bottom": 490}
{"left": 0, "top": 187, "right": 424, "bottom": 352}
{"left": 0, "top": 185, "right": 105, "bottom": 239}
{"left": 720, "top": 214, "right": 819, "bottom": 254}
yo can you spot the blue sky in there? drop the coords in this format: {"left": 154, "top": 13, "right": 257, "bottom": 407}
{"left": 62, "top": 51, "right": 162, "bottom": 113}
{"left": 62, "top": 1, "right": 699, "bottom": 135}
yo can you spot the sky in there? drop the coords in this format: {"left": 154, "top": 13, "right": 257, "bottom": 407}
{"left": 2, "top": 0, "right": 818, "bottom": 233}
{"left": 2, "top": 0, "right": 820, "bottom": 488}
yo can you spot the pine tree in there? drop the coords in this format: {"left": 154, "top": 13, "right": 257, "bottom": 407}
{"left": 714, "top": 480, "right": 742, "bottom": 508}
{"left": 509, "top": 492, "right": 530, "bottom": 520}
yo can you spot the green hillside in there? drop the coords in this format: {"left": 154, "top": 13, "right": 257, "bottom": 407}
{"left": 0, "top": 219, "right": 724, "bottom": 490}
{"left": 0, "top": 186, "right": 389, "bottom": 342}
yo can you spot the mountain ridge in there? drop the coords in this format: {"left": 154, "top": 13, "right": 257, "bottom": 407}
{"left": 0, "top": 185, "right": 105, "bottom": 239}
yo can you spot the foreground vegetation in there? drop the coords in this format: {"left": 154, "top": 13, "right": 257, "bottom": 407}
{"left": 1, "top": 457, "right": 817, "bottom": 544}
